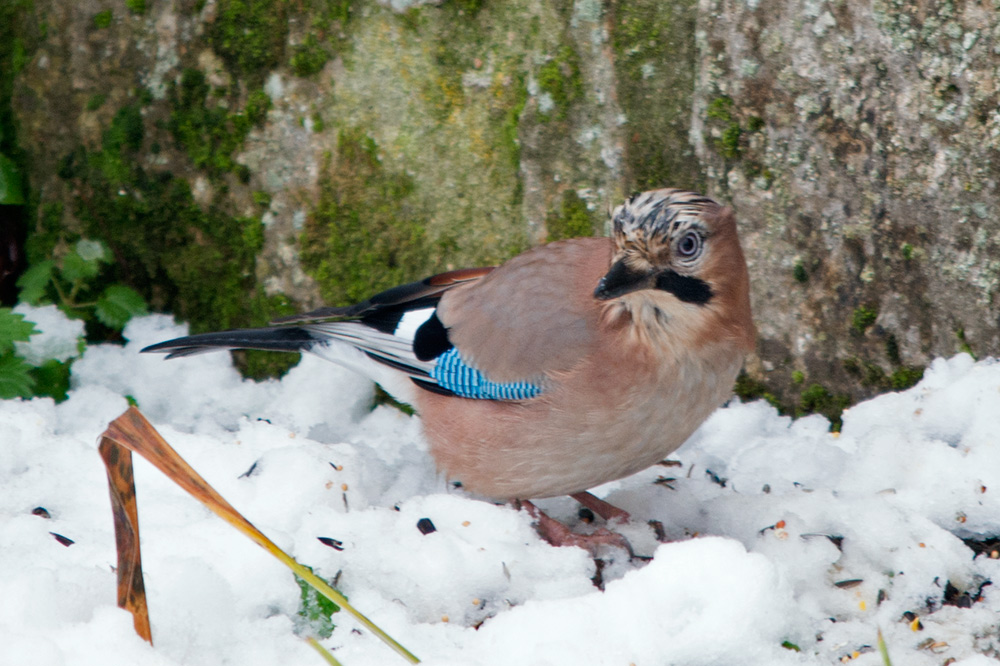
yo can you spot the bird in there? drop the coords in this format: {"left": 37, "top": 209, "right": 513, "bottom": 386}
{"left": 143, "top": 188, "right": 754, "bottom": 543}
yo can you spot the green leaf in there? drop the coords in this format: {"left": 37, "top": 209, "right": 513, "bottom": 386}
{"left": 0, "top": 308, "right": 38, "bottom": 355}
{"left": 0, "top": 154, "right": 25, "bottom": 205}
{"left": 16, "top": 261, "right": 55, "bottom": 304}
{"left": 0, "top": 353, "right": 36, "bottom": 399}
{"left": 95, "top": 285, "right": 148, "bottom": 329}
{"left": 28, "top": 359, "right": 72, "bottom": 402}
{"left": 61, "top": 249, "right": 101, "bottom": 283}
{"left": 295, "top": 568, "right": 340, "bottom": 639}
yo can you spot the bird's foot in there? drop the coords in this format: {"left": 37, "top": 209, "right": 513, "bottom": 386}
{"left": 569, "top": 491, "right": 631, "bottom": 524}
{"left": 516, "top": 500, "right": 633, "bottom": 556}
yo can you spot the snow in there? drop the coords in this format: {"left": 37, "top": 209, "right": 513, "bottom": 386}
{"left": 2, "top": 311, "right": 1000, "bottom": 666}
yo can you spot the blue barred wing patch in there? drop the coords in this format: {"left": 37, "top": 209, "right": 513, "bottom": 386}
{"left": 430, "top": 348, "right": 543, "bottom": 400}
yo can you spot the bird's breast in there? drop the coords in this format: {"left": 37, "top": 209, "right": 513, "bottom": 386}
{"left": 416, "top": 337, "right": 745, "bottom": 500}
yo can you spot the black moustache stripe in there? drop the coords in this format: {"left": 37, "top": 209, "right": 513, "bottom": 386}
{"left": 655, "top": 271, "right": 713, "bottom": 305}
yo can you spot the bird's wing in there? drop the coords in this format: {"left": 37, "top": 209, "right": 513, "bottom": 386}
{"left": 143, "top": 238, "right": 614, "bottom": 402}
{"left": 142, "top": 267, "right": 547, "bottom": 402}
{"left": 436, "top": 237, "right": 614, "bottom": 384}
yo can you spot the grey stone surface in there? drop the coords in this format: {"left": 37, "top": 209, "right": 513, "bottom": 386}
{"left": 9, "top": 0, "right": 997, "bottom": 406}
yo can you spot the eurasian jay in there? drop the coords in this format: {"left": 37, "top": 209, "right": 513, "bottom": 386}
{"left": 143, "top": 188, "right": 754, "bottom": 531}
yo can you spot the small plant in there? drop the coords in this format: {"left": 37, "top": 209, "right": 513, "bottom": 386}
{"left": 6, "top": 238, "right": 148, "bottom": 401}
{"left": 17, "top": 238, "right": 148, "bottom": 329}
{"left": 0, "top": 308, "right": 37, "bottom": 398}
{"left": 295, "top": 567, "right": 341, "bottom": 639}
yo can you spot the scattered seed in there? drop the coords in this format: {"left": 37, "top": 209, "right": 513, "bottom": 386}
{"left": 956, "top": 513, "right": 967, "bottom": 523}
{"left": 859, "top": 600, "right": 867, "bottom": 610}
{"left": 991, "top": 550, "right": 999, "bottom": 559}
{"left": 919, "top": 542, "right": 926, "bottom": 548}
{"left": 462, "top": 520, "right": 470, "bottom": 527}
{"left": 877, "top": 589, "right": 886, "bottom": 606}
{"left": 317, "top": 537, "right": 344, "bottom": 551}
{"left": 50, "top": 532, "right": 74, "bottom": 547}
{"left": 648, "top": 520, "right": 667, "bottom": 542}
{"left": 657, "top": 460, "right": 683, "bottom": 468}
{"left": 578, "top": 507, "right": 595, "bottom": 524}
{"left": 762, "top": 484, "right": 771, "bottom": 493}
{"left": 441, "top": 615, "right": 449, "bottom": 623}
{"left": 653, "top": 476, "right": 676, "bottom": 489}
{"left": 288, "top": 432, "right": 296, "bottom": 438}
{"left": 775, "top": 519, "right": 786, "bottom": 529}
{"left": 341, "top": 483, "right": 348, "bottom": 491}
{"left": 705, "top": 469, "right": 727, "bottom": 487}
{"left": 238, "top": 461, "right": 258, "bottom": 478}
{"left": 32, "top": 507, "right": 51, "bottom": 519}
{"left": 835, "top": 579, "right": 863, "bottom": 589}
{"left": 910, "top": 616, "right": 923, "bottom": 631}
{"left": 471, "top": 598, "right": 480, "bottom": 606}
{"left": 417, "top": 518, "right": 437, "bottom": 535}
{"left": 329, "top": 462, "right": 344, "bottom": 471}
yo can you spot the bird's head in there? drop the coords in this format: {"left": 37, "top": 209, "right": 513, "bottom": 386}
{"left": 595, "top": 189, "right": 754, "bottom": 348}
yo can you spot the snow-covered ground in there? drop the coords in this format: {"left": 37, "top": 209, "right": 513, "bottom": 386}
{"left": 2, "top": 307, "right": 999, "bottom": 666}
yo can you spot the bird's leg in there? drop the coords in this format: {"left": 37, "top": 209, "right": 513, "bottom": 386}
{"left": 516, "top": 500, "right": 633, "bottom": 556}
{"left": 569, "top": 491, "right": 631, "bottom": 523}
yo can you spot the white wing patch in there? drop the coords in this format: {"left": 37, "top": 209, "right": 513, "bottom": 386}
{"left": 394, "top": 307, "right": 436, "bottom": 341}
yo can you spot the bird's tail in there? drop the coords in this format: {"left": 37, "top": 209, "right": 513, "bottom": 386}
{"left": 141, "top": 327, "right": 317, "bottom": 359}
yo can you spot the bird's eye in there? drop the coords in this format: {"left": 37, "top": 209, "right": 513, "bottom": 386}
{"left": 676, "top": 232, "right": 703, "bottom": 259}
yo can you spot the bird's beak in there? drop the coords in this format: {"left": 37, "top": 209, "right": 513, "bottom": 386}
{"left": 594, "top": 259, "right": 656, "bottom": 300}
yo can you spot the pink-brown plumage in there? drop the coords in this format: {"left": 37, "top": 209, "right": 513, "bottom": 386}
{"left": 143, "top": 188, "right": 754, "bottom": 502}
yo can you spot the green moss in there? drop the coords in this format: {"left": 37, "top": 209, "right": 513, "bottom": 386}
{"left": 300, "top": 128, "right": 437, "bottom": 306}
{"left": 545, "top": 190, "right": 595, "bottom": 240}
{"left": 536, "top": 45, "right": 583, "bottom": 122}
{"left": 252, "top": 190, "right": 272, "bottom": 208}
{"left": 793, "top": 261, "right": 808, "bottom": 283}
{"left": 209, "top": 0, "right": 289, "bottom": 81}
{"left": 956, "top": 327, "right": 974, "bottom": 357}
{"left": 734, "top": 371, "right": 782, "bottom": 410}
{"left": 851, "top": 304, "right": 878, "bottom": 333}
{"left": 706, "top": 96, "right": 734, "bottom": 122}
{"left": 611, "top": 0, "right": 701, "bottom": 191}
{"left": 290, "top": 33, "right": 330, "bottom": 77}
{"left": 901, "top": 242, "right": 914, "bottom": 261}
{"left": 49, "top": 102, "right": 297, "bottom": 376}
{"left": 125, "top": 0, "right": 147, "bottom": 15}
{"left": 93, "top": 10, "right": 113, "bottom": 29}
{"left": 92, "top": 105, "right": 144, "bottom": 185}
{"left": 310, "top": 112, "right": 325, "bottom": 133}
{"left": 798, "top": 383, "right": 851, "bottom": 431}
{"left": 85, "top": 94, "right": 107, "bottom": 111}
{"left": 0, "top": 1, "right": 35, "bottom": 210}
{"left": 495, "top": 70, "right": 528, "bottom": 169}
{"left": 890, "top": 366, "right": 923, "bottom": 391}
{"left": 718, "top": 123, "right": 742, "bottom": 160}
{"left": 791, "top": 370, "right": 804, "bottom": 384}
{"left": 167, "top": 69, "right": 265, "bottom": 180}
{"left": 705, "top": 96, "right": 745, "bottom": 160}
{"left": 747, "top": 115, "right": 765, "bottom": 132}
